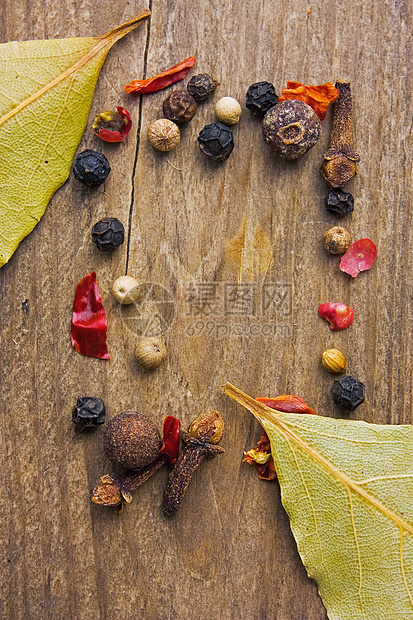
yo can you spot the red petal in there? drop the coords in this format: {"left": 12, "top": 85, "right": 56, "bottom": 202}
{"left": 340, "top": 238, "right": 377, "bottom": 277}
{"left": 318, "top": 302, "right": 354, "bottom": 331}
{"left": 71, "top": 272, "right": 110, "bottom": 359}
{"left": 256, "top": 396, "right": 315, "bottom": 414}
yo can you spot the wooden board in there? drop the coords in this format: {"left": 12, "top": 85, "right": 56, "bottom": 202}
{"left": 0, "top": 0, "right": 412, "bottom": 618}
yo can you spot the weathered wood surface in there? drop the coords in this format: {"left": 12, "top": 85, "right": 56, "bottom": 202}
{"left": 0, "top": 0, "right": 412, "bottom": 618}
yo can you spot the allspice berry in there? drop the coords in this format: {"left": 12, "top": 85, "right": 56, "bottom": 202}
{"left": 215, "top": 97, "right": 242, "bottom": 125}
{"left": 323, "top": 226, "right": 351, "bottom": 255}
{"left": 135, "top": 337, "right": 167, "bottom": 369}
{"left": 104, "top": 411, "right": 162, "bottom": 470}
{"left": 163, "top": 90, "right": 197, "bottom": 124}
{"left": 147, "top": 119, "right": 180, "bottom": 151}
{"left": 262, "top": 100, "right": 321, "bottom": 159}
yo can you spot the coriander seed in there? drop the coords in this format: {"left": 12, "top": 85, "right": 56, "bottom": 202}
{"left": 147, "top": 119, "right": 180, "bottom": 151}
{"left": 135, "top": 337, "right": 167, "bottom": 369}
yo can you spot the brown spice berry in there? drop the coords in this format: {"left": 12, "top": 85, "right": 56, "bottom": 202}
{"left": 104, "top": 411, "right": 162, "bottom": 470}
{"left": 163, "top": 90, "right": 197, "bottom": 124}
{"left": 135, "top": 337, "right": 167, "bottom": 369}
{"left": 147, "top": 119, "right": 180, "bottom": 151}
{"left": 262, "top": 100, "right": 321, "bottom": 159}
{"left": 187, "top": 73, "right": 219, "bottom": 101}
{"left": 323, "top": 226, "right": 351, "bottom": 255}
{"left": 188, "top": 410, "right": 224, "bottom": 444}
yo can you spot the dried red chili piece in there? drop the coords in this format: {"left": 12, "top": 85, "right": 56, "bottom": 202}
{"left": 71, "top": 272, "right": 110, "bottom": 359}
{"left": 244, "top": 395, "right": 316, "bottom": 480}
{"left": 256, "top": 395, "right": 316, "bottom": 415}
{"left": 159, "top": 415, "right": 181, "bottom": 465}
{"left": 318, "top": 302, "right": 354, "bottom": 331}
{"left": 278, "top": 81, "right": 339, "bottom": 121}
{"left": 340, "top": 238, "right": 377, "bottom": 277}
{"left": 93, "top": 106, "right": 132, "bottom": 142}
{"left": 124, "top": 57, "right": 196, "bottom": 94}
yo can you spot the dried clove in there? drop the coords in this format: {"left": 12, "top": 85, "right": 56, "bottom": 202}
{"left": 91, "top": 454, "right": 168, "bottom": 507}
{"left": 164, "top": 411, "right": 225, "bottom": 516}
{"left": 320, "top": 81, "right": 360, "bottom": 187}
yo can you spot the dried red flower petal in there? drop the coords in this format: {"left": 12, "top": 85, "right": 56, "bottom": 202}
{"left": 159, "top": 415, "right": 181, "bottom": 465}
{"left": 318, "top": 302, "right": 354, "bottom": 331}
{"left": 124, "top": 57, "right": 196, "bottom": 94}
{"left": 93, "top": 106, "right": 132, "bottom": 143}
{"left": 71, "top": 272, "right": 110, "bottom": 359}
{"left": 278, "top": 81, "right": 339, "bottom": 121}
{"left": 340, "top": 238, "right": 377, "bottom": 278}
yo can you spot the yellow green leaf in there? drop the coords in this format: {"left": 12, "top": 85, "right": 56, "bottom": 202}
{"left": 224, "top": 382, "right": 413, "bottom": 620}
{"left": 0, "top": 9, "right": 150, "bottom": 268}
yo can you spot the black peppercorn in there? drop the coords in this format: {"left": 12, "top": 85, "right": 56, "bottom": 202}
{"left": 187, "top": 73, "right": 219, "bottom": 101}
{"left": 197, "top": 122, "right": 234, "bottom": 162}
{"left": 163, "top": 90, "right": 197, "bottom": 124}
{"left": 72, "top": 396, "right": 106, "bottom": 433}
{"left": 325, "top": 188, "right": 354, "bottom": 216}
{"left": 331, "top": 376, "right": 365, "bottom": 411}
{"left": 262, "top": 100, "right": 321, "bottom": 159}
{"left": 73, "top": 149, "right": 111, "bottom": 187}
{"left": 246, "top": 81, "right": 278, "bottom": 117}
{"left": 91, "top": 217, "right": 125, "bottom": 252}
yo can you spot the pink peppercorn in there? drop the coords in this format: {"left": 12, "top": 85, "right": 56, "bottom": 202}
{"left": 318, "top": 302, "right": 354, "bottom": 331}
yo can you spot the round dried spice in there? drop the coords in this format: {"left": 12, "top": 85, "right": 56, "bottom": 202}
{"left": 104, "top": 411, "right": 162, "bottom": 469}
{"left": 331, "top": 376, "right": 365, "bottom": 411}
{"left": 163, "top": 90, "right": 197, "bottom": 124}
{"left": 215, "top": 97, "right": 242, "bottom": 125}
{"left": 197, "top": 122, "right": 234, "bottom": 161}
{"left": 323, "top": 226, "right": 351, "bottom": 255}
{"left": 73, "top": 150, "right": 111, "bottom": 187}
{"left": 93, "top": 106, "right": 132, "bottom": 142}
{"left": 325, "top": 188, "right": 354, "bottom": 216}
{"left": 246, "top": 81, "right": 278, "bottom": 117}
{"left": 262, "top": 100, "right": 321, "bottom": 159}
{"left": 147, "top": 119, "right": 180, "bottom": 151}
{"left": 187, "top": 73, "right": 219, "bottom": 101}
{"left": 135, "top": 337, "right": 167, "bottom": 370}
{"left": 92, "top": 217, "right": 125, "bottom": 252}
{"left": 340, "top": 238, "right": 377, "bottom": 277}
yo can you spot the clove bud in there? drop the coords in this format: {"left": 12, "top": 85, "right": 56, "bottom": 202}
{"left": 321, "top": 81, "right": 360, "bottom": 188}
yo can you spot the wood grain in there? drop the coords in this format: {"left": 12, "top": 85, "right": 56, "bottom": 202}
{"left": 0, "top": 0, "right": 412, "bottom": 618}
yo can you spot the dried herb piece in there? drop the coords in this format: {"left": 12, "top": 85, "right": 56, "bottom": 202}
{"left": 340, "top": 238, "right": 377, "bottom": 277}
{"left": 92, "top": 217, "right": 125, "bottom": 252}
{"left": 92, "top": 106, "right": 132, "bottom": 142}
{"left": 325, "top": 188, "right": 354, "bottom": 216}
{"left": 197, "top": 122, "right": 234, "bottom": 161}
{"left": 223, "top": 382, "right": 413, "bottom": 620}
{"left": 159, "top": 415, "right": 181, "bottom": 465}
{"left": 124, "top": 57, "right": 196, "bottom": 94}
{"left": 71, "top": 272, "right": 109, "bottom": 359}
{"left": 0, "top": 10, "right": 150, "bottom": 268}
{"left": 72, "top": 396, "right": 106, "bottom": 433}
{"left": 262, "top": 100, "right": 321, "bottom": 159}
{"left": 331, "top": 376, "right": 365, "bottom": 411}
{"left": 187, "top": 73, "right": 219, "bottom": 101}
{"left": 318, "top": 302, "right": 354, "bottom": 331}
{"left": 163, "top": 90, "right": 197, "bottom": 124}
{"left": 164, "top": 411, "right": 225, "bottom": 515}
{"left": 321, "top": 81, "right": 360, "bottom": 187}
{"left": 278, "top": 81, "right": 339, "bottom": 121}
{"left": 246, "top": 81, "right": 278, "bottom": 117}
